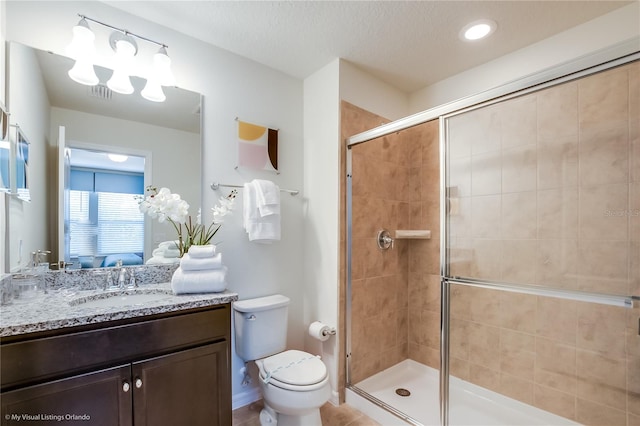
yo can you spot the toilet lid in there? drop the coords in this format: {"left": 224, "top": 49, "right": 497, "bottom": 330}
{"left": 260, "top": 350, "right": 327, "bottom": 386}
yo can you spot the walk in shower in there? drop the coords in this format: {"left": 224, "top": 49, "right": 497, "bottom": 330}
{"left": 345, "top": 51, "right": 639, "bottom": 425}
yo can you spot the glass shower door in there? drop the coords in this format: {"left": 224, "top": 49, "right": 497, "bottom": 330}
{"left": 443, "top": 60, "right": 639, "bottom": 426}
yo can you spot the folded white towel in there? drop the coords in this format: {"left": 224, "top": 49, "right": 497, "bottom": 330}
{"left": 145, "top": 256, "right": 180, "bottom": 265}
{"left": 180, "top": 253, "right": 222, "bottom": 271}
{"left": 187, "top": 245, "right": 216, "bottom": 258}
{"left": 163, "top": 248, "right": 181, "bottom": 258}
{"left": 171, "top": 266, "right": 227, "bottom": 294}
{"left": 243, "top": 180, "right": 281, "bottom": 242}
{"left": 254, "top": 179, "right": 280, "bottom": 216}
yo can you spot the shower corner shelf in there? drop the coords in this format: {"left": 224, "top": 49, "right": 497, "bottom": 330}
{"left": 394, "top": 230, "right": 431, "bottom": 239}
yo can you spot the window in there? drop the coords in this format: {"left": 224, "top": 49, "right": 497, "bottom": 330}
{"left": 69, "top": 168, "right": 144, "bottom": 257}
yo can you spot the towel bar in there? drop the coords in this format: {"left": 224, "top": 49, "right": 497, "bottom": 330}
{"left": 210, "top": 182, "right": 299, "bottom": 196}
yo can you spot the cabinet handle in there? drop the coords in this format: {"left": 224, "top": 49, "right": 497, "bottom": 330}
{"left": 122, "top": 381, "right": 131, "bottom": 392}
{"left": 135, "top": 378, "right": 143, "bottom": 388}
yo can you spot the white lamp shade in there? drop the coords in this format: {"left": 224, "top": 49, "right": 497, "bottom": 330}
{"left": 65, "top": 19, "right": 95, "bottom": 60}
{"left": 107, "top": 70, "right": 134, "bottom": 94}
{"left": 141, "top": 78, "right": 166, "bottom": 102}
{"left": 107, "top": 39, "right": 136, "bottom": 94}
{"left": 153, "top": 48, "right": 176, "bottom": 87}
{"left": 68, "top": 58, "right": 99, "bottom": 86}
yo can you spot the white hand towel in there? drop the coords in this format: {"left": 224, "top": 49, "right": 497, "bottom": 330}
{"left": 171, "top": 266, "right": 227, "bottom": 294}
{"left": 180, "top": 253, "right": 222, "bottom": 271}
{"left": 158, "top": 240, "right": 179, "bottom": 249}
{"left": 254, "top": 179, "right": 280, "bottom": 216}
{"left": 187, "top": 245, "right": 216, "bottom": 258}
{"left": 243, "top": 180, "right": 281, "bottom": 242}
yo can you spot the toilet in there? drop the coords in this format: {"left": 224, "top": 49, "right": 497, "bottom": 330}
{"left": 233, "top": 294, "right": 331, "bottom": 426}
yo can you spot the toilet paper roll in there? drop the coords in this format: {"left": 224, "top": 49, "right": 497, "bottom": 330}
{"left": 308, "top": 321, "right": 332, "bottom": 342}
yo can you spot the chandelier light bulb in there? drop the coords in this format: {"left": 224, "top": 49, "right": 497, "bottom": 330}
{"left": 107, "top": 37, "right": 137, "bottom": 95}
{"left": 66, "top": 17, "right": 98, "bottom": 86}
{"left": 141, "top": 77, "right": 166, "bottom": 102}
{"left": 68, "top": 57, "right": 99, "bottom": 86}
{"left": 153, "top": 47, "right": 176, "bottom": 87}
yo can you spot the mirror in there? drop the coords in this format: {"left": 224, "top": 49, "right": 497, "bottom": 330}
{"left": 6, "top": 41, "right": 202, "bottom": 270}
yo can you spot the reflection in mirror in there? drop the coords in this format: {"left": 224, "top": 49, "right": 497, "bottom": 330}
{"left": 67, "top": 147, "right": 145, "bottom": 269}
{"left": 7, "top": 41, "right": 202, "bottom": 271}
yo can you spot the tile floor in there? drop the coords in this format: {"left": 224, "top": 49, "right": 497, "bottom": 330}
{"left": 232, "top": 400, "right": 382, "bottom": 426}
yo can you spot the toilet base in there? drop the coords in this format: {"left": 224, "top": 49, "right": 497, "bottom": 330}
{"left": 259, "top": 404, "right": 322, "bottom": 426}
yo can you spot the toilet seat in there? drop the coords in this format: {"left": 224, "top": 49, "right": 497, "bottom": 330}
{"left": 258, "top": 350, "right": 328, "bottom": 391}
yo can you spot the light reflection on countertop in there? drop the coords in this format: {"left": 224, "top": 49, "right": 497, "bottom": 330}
{"left": 0, "top": 282, "right": 238, "bottom": 338}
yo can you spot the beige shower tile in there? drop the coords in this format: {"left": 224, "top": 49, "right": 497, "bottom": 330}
{"left": 449, "top": 196, "right": 471, "bottom": 238}
{"left": 500, "top": 329, "right": 535, "bottom": 380}
{"left": 631, "top": 182, "right": 640, "bottom": 241}
{"left": 470, "top": 104, "right": 502, "bottom": 156}
{"left": 536, "top": 296, "right": 577, "bottom": 344}
{"left": 469, "top": 363, "right": 500, "bottom": 393}
{"left": 468, "top": 286, "right": 501, "bottom": 326}
{"left": 576, "top": 398, "right": 627, "bottom": 426}
{"left": 629, "top": 412, "right": 640, "bottom": 426}
{"left": 629, "top": 61, "right": 640, "bottom": 120}
{"left": 579, "top": 183, "right": 629, "bottom": 241}
{"left": 449, "top": 156, "right": 472, "bottom": 197}
{"left": 351, "top": 238, "right": 366, "bottom": 281}
{"left": 535, "top": 336, "right": 577, "bottom": 394}
{"left": 394, "top": 166, "right": 413, "bottom": 203}
{"left": 502, "top": 144, "right": 537, "bottom": 193}
{"left": 449, "top": 237, "right": 473, "bottom": 278}
{"left": 534, "top": 385, "right": 577, "bottom": 421}
{"left": 499, "top": 373, "right": 534, "bottom": 405}
{"left": 577, "top": 302, "right": 626, "bottom": 357}
{"left": 470, "top": 239, "right": 502, "bottom": 281}
{"left": 447, "top": 114, "right": 472, "bottom": 160}
{"left": 576, "top": 349, "right": 627, "bottom": 413}
{"left": 471, "top": 151, "right": 502, "bottom": 195}
{"left": 631, "top": 119, "right": 640, "bottom": 183}
{"left": 536, "top": 239, "right": 579, "bottom": 290}
{"left": 501, "top": 94, "right": 537, "bottom": 149}
{"left": 537, "top": 188, "right": 578, "bottom": 240}
{"left": 471, "top": 195, "right": 501, "bottom": 238}
{"left": 450, "top": 318, "right": 471, "bottom": 360}
{"left": 537, "top": 134, "right": 579, "bottom": 190}
{"left": 501, "top": 191, "right": 537, "bottom": 239}
{"left": 579, "top": 65, "right": 628, "bottom": 132}
{"left": 351, "top": 196, "right": 384, "bottom": 239}
{"left": 380, "top": 132, "right": 400, "bottom": 165}
{"left": 423, "top": 274, "right": 441, "bottom": 313}
{"left": 537, "top": 81, "right": 579, "bottom": 140}
{"left": 450, "top": 284, "right": 472, "bottom": 320}
{"left": 407, "top": 166, "right": 422, "bottom": 203}
{"left": 449, "top": 357, "right": 470, "bottom": 381}
{"left": 628, "top": 356, "right": 640, "bottom": 416}
{"left": 499, "top": 292, "right": 537, "bottom": 333}
{"left": 420, "top": 309, "right": 440, "bottom": 350}
{"left": 500, "top": 239, "right": 537, "bottom": 285}
{"left": 579, "top": 121, "right": 629, "bottom": 187}
{"left": 630, "top": 241, "right": 640, "bottom": 298}
{"left": 468, "top": 322, "right": 501, "bottom": 370}
{"left": 363, "top": 240, "right": 384, "bottom": 278}
{"left": 577, "top": 241, "right": 629, "bottom": 295}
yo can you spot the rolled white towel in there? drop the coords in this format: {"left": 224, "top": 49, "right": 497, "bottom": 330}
{"left": 187, "top": 245, "right": 216, "bottom": 258}
{"left": 146, "top": 256, "right": 180, "bottom": 265}
{"left": 158, "top": 240, "right": 179, "bottom": 249}
{"left": 163, "top": 248, "right": 181, "bottom": 258}
{"left": 171, "top": 266, "right": 227, "bottom": 294}
{"left": 180, "top": 253, "right": 222, "bottom": 271}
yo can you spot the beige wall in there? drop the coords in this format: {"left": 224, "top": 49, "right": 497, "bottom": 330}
{"left": 447, "top": 61, "right": 639, "bottom": 425}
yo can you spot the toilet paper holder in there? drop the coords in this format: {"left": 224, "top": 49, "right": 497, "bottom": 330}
{"left": 322, "top": 327, "right": 336, "bottom": 337}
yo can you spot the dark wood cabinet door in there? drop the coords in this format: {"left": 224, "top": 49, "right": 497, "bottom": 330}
{"left": 1, "top": 364, "right": 132, "bottom": 426}
{"left": 132, "top": 342, "right": 230, "bottom": 426}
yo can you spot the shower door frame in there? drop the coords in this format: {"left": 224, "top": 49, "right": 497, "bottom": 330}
{"left": 345, "top": 39, "right": 640, "bottom": 426}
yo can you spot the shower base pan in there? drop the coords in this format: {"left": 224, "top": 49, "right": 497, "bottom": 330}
{"left": 346, "top": 360, "right": 578, "bottom": 426}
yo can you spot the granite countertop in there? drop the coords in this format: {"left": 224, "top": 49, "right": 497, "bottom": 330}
{"left": 0, "top": 282, "right": 238, "bottom": 338}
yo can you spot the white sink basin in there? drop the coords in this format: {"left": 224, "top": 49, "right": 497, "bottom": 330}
{"left": 70, "top": 291, "right": 174, "bottom": 309}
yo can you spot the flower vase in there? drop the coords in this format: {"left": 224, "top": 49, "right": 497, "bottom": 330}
{"left": 171, "top": 245, "right": 228, "bottom": 295}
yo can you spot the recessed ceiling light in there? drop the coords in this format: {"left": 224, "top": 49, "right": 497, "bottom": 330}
{"left": 108, "top": 153, "right": 128, "bottom": 162}
{"left": 460, "top": 19, "right": 497, "bottom": 41}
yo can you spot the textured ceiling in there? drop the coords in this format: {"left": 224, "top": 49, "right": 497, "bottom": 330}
{"left": 105, "top": 1, "right": 632, "bottom": 93}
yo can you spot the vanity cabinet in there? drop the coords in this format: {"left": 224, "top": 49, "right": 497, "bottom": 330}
{"left": 1, "top": 305, "right": 232, "bottom": 426}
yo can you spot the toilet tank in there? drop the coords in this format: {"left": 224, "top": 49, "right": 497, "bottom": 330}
{"left": 233, "top": 294, "right": 290, "bottom": 361}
